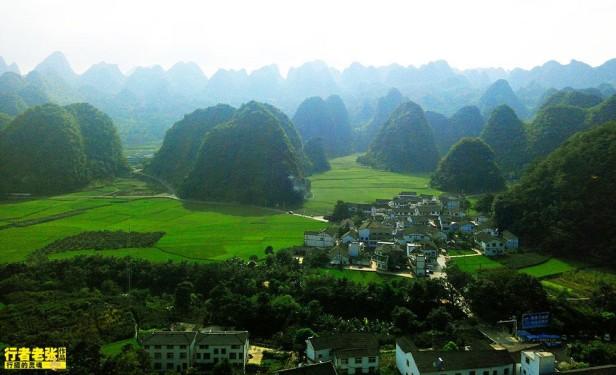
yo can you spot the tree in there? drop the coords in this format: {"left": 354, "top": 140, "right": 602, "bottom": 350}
{"left": 431, "top": 138, "right": 505, "bottom": 193}
{"left": 493, "top": 121, "right": 616, "bottom": 260}
{"left": 359, "top": 101, "right": 439, "bottom": 173}
{"left": 480, "top": 105, "right": 528, "bottom": 175}
{"left": 174, "top": 281, "right": 194, "bottom": 314}
{"left": 180, "top": 102, "right": 307, "bottom": 206}
{"left": 442, "top": 341, "right": 459, "bottom": 351}
{"left": 427, "top": 306, "right": 452, "bottom": 331}
{"left": 474, "top": 194, "right": 495, "bottom": 214}
{"left": 391, "top": 306, "right": 419, "bottom": 333}
{"left": 331, "top": 201, "right": 351, "bottom": 222}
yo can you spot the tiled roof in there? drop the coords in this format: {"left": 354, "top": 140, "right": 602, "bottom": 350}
{"left": 307, "top": 333, "right": 379, "bottom": 355}
{"left": 141, "top": 331, "right": 196, "bottom": 346}
{"left": 411, "top": 350, "right": 514, "bottom": 372}
{"left": 195, "top": 331, "right": 248, "bottom": 345}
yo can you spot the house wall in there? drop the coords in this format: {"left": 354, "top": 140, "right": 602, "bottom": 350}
{"left": 305, "top": 234, "right": 335, "bottom": 247}
{"left": 306, "top": 341, "right": 331, "bottom": 363}
{"left": 145, "top": 344, "right": 191, "bottom": 372}
{"left": 193, "top": 342, "right": 247, "bottom": 368}
{"left": 335, "top": 355, "right": 379, "bottom": 374}
{"left": 396, "top": 344, "right": 419, "bottom": 375}
{"left": 396, "top": 343, "right": 514, "bottom": 375}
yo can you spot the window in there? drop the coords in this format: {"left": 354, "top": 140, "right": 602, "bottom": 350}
{"left": 221, "top": 348, "right": 226, "bottom": 355}
{"left": 231, "top": 345, "right": 240, "bottom": 349}
{"left": 167, "top": 345, "right": 173, "bottom": 349}
{"left": 154, "top": 363, "right": 161, "bottom": 370}
{"left": 483, "top": 371, "right": 489, "bottom": 375}
{"left": 167, "top": 352, "right": 174, "bottom": 359}
{"left": 200, "top": 344, "right": 209, "bottom": 350}
{"left": 493, "top": 371, "right": 498, "bottom": 375}
{"left": 166, "top": 363, "right": 173, "bottom": 370}
{"left": 230, "top": 353, "right": 236, "bottom": 360}
{"left": 368, "top": 357, "right": 376, "bottom": 363}
{"left": 144, "top": 345, "right": 150, "bottom": 350}
{"left": 504, "top": 369, "right": 509, "bottom": 375}
{"left": 179, "top": 345, "right": 186, "bottom": 349}
{"left": 214, "top": 348, "right": 219, "bottom": 354}
{"left": 470, "top": 371, "right": 476, "bottom": 375}
{"left": 180, "top": 352, "right": 186, "bottom": 359}
{"left": 456, "top": 373, "right": 462, "bottom": 375}
{"left": 525, "top": 358, "right": 530, "bottom": 364}
{"left": 355, "top": 358, "right": 361, "bottom": 364}
{"left": 196, "top": 353, "right": 200, "bottom": 359}
{"left": 154, "top": 353, "right": 161, "bottom": 359}
{"left": 204, "top": 353, "right": 211, "bottom": 359}
{"left": 154, "top": 345, "right": 161, "bottom": 349}
{"left": 407, "top": 360, "right": 410, "bottom": 367}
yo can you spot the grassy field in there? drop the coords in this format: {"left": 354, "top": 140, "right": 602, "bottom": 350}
{"left": 301, "top": 154, "right": 441, "bottom": 216}
{"left": 450, "top": 255, "right": 504, "bottom": 273}
{"left": 101, "top": 337, "right": 141, "bottom": 357}
{"left": 519, "top": 258, "right": 576, "bottom": 278}
{"left": 316, "top": 268, "right": 396, "bottom": 284}
{"left": 542, "top": 268, "right": 616, "bottom": 297}
{"left": 496, "top": 252, "right": 550, "bottom": 269}
{"left": 0, "top": 189, "right": 325, "bottom": 263}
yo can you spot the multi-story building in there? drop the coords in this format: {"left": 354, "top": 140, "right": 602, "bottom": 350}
{"left": 142, "top": 330, "right": 249, "bottom": 373}
{"left": 193, "top": 331, "right": 249, "bottom": 372}
{"left": 395, "top": 337, "right": 515, "bottom": 375}
{"left": 142, "top": 331, "right": 196, "bottom": 373}
{"left": 306, "top": 333, "right": 379, "bottom": 374}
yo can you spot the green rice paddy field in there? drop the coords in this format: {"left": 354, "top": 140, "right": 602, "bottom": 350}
{"left": 301, "top": 154, "right": 441, "bottom": 216}
{"left": 0, "top": 194, "right": 325, "bottom": 263}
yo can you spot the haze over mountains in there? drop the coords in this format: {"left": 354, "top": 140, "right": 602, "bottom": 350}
{"left": 2, "top": 52, "right": 616, "bottom": 144}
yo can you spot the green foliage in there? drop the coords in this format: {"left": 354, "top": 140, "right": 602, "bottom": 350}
{"left": 479, "top": 79, "right": 528, "bottom": 119}
{"left": 586, "top": 95, "right": 616, "bottom": 127}
{"left": 360, "top": 88, "right": 406, "bottom": 151}
{"left": 331, "top": 200, "right": 351, "bottom": 222}
{"left": 145, "top": 104, "right": 236, "bottom": 187}
{"left": 66, "top": 103, "right": 128, "bottom": 179}
{"left": 493, "top": 121, "right": 616, "bottom": 261}
{"left": 36, "top": 231, "right": 165, "bottom": 254}
{"left": 359, "top": 101, "right": 439, "bottom": 173}
{"left": 527, "top": 105, "right": 587, "bottom": 158}
{"left": 450, "top": 105, "right": 485, "bottom": 140}
{"left": 0, "top": 93, "right": 27, "bottom": 116}
{"left": 466, "top": 269, "right": 548, "bottom": 322}
{"left": 474, "top": 193, "right": 495, "bottom": 214}
{"left": 292, "top": 95, "right": 352, "bottom": 157}
{"left": 174, "top": 281, "right": 194, "bottom": 314}
{"left": 540, "top": 89, "right": 603, "bottom": 110}
{"left": 181, "top": 102, "right": 307, "bottom": 206}
{"left": 442, "top": 341, "right": 459, "bottom": 351}
{"left": 569, "top": 340, "right": 616, "bottom": 366}
{"left": 480, "top": 105, "right": 528, "bottom": 175}
{"left": 303, "top": 137, "right": 330, "bottom": 174}
{"left": 0, "top": 112, "right": 12, "bottom": 131}
{"left": 0, "top": 102, "right": 126, "bottom": 195}
{"left": 0, "top": 104, "right": 88, "bottom": 194}
{"left": 431, "top": 137, "right": 505, "bottom": 193}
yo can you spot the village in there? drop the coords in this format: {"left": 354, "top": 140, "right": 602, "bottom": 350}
{"left": 302, "top": 192, "right": 520, "bottom": 279}
{"left": 137, "top": 326, "right": 615, "bottom": 375}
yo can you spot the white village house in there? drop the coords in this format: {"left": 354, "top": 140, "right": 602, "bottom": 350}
{"left": 395, "top": 337, "right": 515, "bottom": 375}
{"left": 306, "top": 333, "right": 379, "bottom": 375}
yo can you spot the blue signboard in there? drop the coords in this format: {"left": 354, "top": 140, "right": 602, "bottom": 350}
{"left": 521, "top": 312, "right": 550, "bottom": 329}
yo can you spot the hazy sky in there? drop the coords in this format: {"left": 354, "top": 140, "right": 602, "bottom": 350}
{"left": 1, "top": 0, "right": 615, "bottom": 76}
